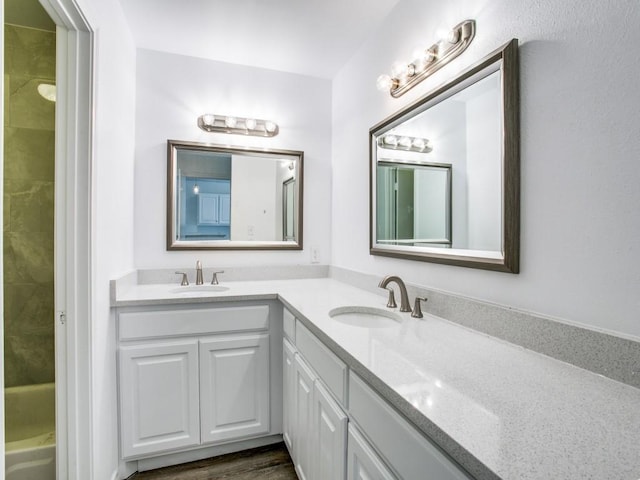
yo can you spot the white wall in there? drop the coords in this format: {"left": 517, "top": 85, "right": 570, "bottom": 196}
{"left": 73, "top": 0, "right": 137, "bottom": 478}
{"left": 332, "top": 0, "right": 640, "bottom": 339}
{"left": 134, "top": 49, "right": 332, "bottom": 268}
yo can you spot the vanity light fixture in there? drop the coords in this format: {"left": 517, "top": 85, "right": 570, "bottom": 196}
{"left": 197, "top": 114, "right": 279, "bottom": 137}
{"left": 376, "top": 19, "right": 476, "bottom": 98}
{"left": 377, "top": 134, "right": 433, "bottom": 153}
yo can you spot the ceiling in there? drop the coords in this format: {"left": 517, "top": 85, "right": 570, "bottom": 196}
{"left": 117, "top": 0, "right": 401, "bottom": 79}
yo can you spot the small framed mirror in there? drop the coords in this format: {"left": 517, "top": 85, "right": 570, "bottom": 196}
{"left": 167, "top": 140, "right": 303, "bottom": 250}
{"left": 370, "top": 39, "right": 519, "bottom": 272}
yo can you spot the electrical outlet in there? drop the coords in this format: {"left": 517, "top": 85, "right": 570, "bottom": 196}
{"left": 311, "top": 246, "right": 320, "bottom": 264}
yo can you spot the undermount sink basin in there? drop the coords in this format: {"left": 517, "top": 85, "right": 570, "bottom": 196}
{"left": 170, "top": 285, "right": 229, "bottom": 295}
{"left": 328, "top": 306, "right": 401, "bottom": 328}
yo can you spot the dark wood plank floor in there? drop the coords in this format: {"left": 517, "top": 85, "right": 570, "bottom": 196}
{"left": 129, "top": 442, "right": 298, "bottom": 480}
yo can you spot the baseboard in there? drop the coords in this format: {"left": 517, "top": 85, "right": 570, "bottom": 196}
{"left": 136, "top": 434, "right": 284, "bottom": 472}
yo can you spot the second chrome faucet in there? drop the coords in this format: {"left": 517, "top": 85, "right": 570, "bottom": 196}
{"left": 378, "top": 275, "right": 428, "bottom": 318}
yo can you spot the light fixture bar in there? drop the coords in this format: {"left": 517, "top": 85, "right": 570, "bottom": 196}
{"left": 377, "top": 135, "right": 433, "bottom": 153}
{"left": 378, "top": 20, "right": 476, "bottom": 98}
{"left": 197, "top": 114, "right": 279, "bottom": 137}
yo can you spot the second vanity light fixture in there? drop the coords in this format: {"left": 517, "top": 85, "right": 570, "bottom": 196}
{"left": 197, "top": 114, "right": 279, "bottom": 137}
{"left": 377, "top": 19, "right": 476, "bottom": 98}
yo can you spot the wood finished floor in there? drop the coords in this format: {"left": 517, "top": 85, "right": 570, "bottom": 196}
{"left": 129, "top": 442, "right": 298, "bottom": 480}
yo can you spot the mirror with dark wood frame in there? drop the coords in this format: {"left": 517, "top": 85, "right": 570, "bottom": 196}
{"left": 167, "top": 140, "right": 304, "bottom": 250}
{"left": 370, "top": 39, "right": 519, "bottom": 273}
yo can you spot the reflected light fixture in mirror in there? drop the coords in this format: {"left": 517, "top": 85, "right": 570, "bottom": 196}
{"left": 376, "top": 19, "right": 476, "bottom": 98}
{"left": 378, "top": 134, "right": 432, "bottom": 153}
{"left": 198, "top": 114, "right": 280, "bottom": 137}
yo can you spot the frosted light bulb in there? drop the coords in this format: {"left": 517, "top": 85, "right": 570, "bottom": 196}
{"left": 201, "top": 114, "right": 215, "bottom": 126}
{"left": 193, "top": 183, "right": 199, "bottom": 194}
{"left": 383, "top": 135, "right": 398, "bottom": 146}
{"left": 447, "top": 28, "right": 460, "bottom": 44}
{"left": 376, "top": 74, "right": 392, "bottom": 91}
{"left": 412, "top": 138, "right": 425, "bottom": 150}
{"left": 245, "top": 118, "right": 257, "bottom": 130}
{"left": 399, "top": 136, "right": 412, "bottom": 148}
{"left": 265, "top": 121, "right": 277, "bottom": 133}
{"left": 391, "top": 61, "right": 406, "bottom": 78}
{"left": 225, "top": 116, "right": 237, "bottom": 128}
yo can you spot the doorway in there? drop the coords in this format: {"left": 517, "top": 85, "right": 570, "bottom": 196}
{"left": 2, "top": 0, "right": 93, "bottom": 478}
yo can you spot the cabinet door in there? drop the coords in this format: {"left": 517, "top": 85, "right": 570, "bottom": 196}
{"left": 119, "top": 340, "right": 200, "bottom": 458}
{"left": 199, "top": 333, "right": 270, "bottom": 444}
{"left": 294, "top": 354, "right": 316, "bottom": 480}
{"left": 218, "top": 194, "right": 231, "bottom": 225}
{"left": 198, "top": 193, "right": 220, "bottom": 225}
{"left": 347, "top": 425, "right": 397, "bottom": 480}
{"left": 283, "top": 338, "right": 297, "bottom": 455}
{"left": 314, "top": 381, "right": 348, "bottom": 480}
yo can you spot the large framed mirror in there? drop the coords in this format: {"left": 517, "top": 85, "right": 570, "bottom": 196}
{"left": 370, "top": 39, "right": 519, "bottom": 272}
{"left": 167, "top": 140, "right": 303, "bottom": 250}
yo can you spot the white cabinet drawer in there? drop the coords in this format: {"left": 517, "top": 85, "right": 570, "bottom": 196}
{"left": 295, "top": 321, "right": 347, "bottom": 404}
{"left": 349, "top": 373, "right": 472, "bottom": 480}
{"left": 119, "top": 305, "right": 269, "bottom": 340}
{"left": 283, "top": 308, "right": 296, "bottom": 341}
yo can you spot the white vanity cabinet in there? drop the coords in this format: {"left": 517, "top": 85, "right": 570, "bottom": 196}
{"left": 282, "top": 308, "right": 473, "bottom": 480}
{"left": 117, "top": 303, "right": 278, "bottom": 461}
{"left": 283, "top": 313, "right": 349, "bottom": 480}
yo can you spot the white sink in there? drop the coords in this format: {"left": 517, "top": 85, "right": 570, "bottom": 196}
{"left": 170, "top": 285, "right": 230, "bottom": 295}
{"left": 328, "top": 306, "right": 401, "bottom": 328}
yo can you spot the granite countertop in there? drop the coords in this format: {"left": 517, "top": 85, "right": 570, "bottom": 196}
{"left": 113, "top": 278, "right": 640, "bottom": 480}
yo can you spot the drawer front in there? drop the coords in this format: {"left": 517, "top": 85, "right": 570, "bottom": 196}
{"left": 295, "top": 321, "right": 347, "bottom": 405}
{"left": 283, "top": 308, "right": 296, "bottom": 341}
{"left": 119, "top": 305, "right": 269, "bottom": 341}
{"left": 349, "top": 373, "right": 472, "bottom": 480}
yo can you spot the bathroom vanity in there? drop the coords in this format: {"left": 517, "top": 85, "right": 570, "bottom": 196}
{"left": 112, "top": 276, "right": 640, "bottom": 479}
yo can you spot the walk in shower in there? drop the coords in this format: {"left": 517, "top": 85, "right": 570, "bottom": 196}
{"left": 3, "top": 0, "right": 56, "bottom": 478}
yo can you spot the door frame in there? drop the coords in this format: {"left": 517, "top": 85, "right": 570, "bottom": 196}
{"left": 37, "top": 1, "right": 94, "bottom": 478}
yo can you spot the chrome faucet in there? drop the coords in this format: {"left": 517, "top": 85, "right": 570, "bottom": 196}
{"left": 378, "top": 275, "right": 412, "bottom": 313}
{"left": 196, "top": 260, "right": 204, "bottom": 285}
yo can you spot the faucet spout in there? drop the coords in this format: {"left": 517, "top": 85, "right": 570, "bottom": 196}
{"left": 196, "top": 260, "right": 204, "bottom": 285}
{"left": 378, "top": 275, "right": 412, "bottom": 313}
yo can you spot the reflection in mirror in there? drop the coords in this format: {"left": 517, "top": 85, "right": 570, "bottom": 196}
{"left": 376, "top": 160, "right": 451, "bottom": 247}
{"left": 370, "top": 40, "right": 519, "bottom": 272}
{"left": 167, "top": 141, "right": 303, "bottom": 250}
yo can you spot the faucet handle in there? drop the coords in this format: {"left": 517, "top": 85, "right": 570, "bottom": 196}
{"left": 175, "top": 271, "right": 189, "bottom": 286}
{"left": 411, "top": 297, "right": 428, "bottom": 318}
{"left": 385, "top": 287, "right": 397, "bottom": 309}
{"left": 211, "top": 270, "right": 225, "bottom": 285}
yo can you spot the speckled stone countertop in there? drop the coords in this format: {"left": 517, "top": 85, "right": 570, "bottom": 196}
{"left": 113, "top": 278, "right": 640, "bottom": 480}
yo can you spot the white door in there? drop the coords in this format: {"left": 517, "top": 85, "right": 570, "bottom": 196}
{"left": 119, "top": 339, "right": 200, "bottom": 458}
{"left": 199, "top": 333, "right": 270, "bottom": 444}
{"left": 283, "top": 338, "right": 297, "bottom": 455}
{"left": 347, "top": 425, "right": 397, "bottom": 480}
{"left": 294, "top": 355, "right": 316, "bottom": 480}
{"left": 314, "top": 381, "right": 348, "bottom": 480}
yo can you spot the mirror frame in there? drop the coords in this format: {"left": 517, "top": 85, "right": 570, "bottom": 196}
{"left": 369, "top": 39, "right": 519, "bottom": 273}
{"left": 167, "top": 140, "right": 304, "bottom": 250}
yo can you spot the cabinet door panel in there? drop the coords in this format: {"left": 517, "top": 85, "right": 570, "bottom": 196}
{"left": 200, "top": 334, "right": 270, "bottom": 444}
{"left": 347, "top": 425, "right": 396, "bottom": 480}
{"left": 283, "top": 338, "right": 297, "bottom": 455}
{"left": 314, "top": 381, "right": 347, "bottom": 480}
{"left": 294, "top": 355, "right": 316, "bottom": 480}
{"left": 119, "top": 340, "right": 200, "bottom": 458}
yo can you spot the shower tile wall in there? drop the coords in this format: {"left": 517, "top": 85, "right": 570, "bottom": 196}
{"left": 3, "top": 24, "right": 55, "bottom": 387}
